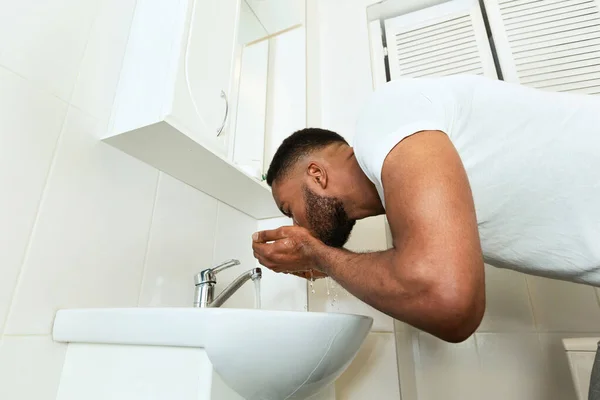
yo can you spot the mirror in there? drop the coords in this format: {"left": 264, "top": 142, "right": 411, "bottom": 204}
{"left": 229, "top": 0, "right": 307, "bottom": 181}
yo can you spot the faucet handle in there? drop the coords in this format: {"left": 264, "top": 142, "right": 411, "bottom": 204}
{"left": 211, "top": 259, "right": 240, "bottom": 274}
{"left": 195, "top": 259, "right": 241, "bottom": 285}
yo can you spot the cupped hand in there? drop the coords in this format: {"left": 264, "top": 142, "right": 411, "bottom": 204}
{"left": 251, "top": 226, "right": 327, "bottom": 276}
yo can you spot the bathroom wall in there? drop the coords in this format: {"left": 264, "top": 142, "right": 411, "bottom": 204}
{"left": 0, "top": 1, "right": 306, "bottom": 399}
{"left": 311, "top": 1, "right": 600, "bottom": 400}
{"left": 404, "top": 266, "right": 600, "bottom": 400}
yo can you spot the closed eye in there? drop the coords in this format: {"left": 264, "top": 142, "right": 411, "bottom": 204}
{"left": 279, "top": 207, "right": 291, "bottom": 219}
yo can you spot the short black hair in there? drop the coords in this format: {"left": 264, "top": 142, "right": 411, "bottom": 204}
{"left": 266, "top": 128, "right": 348, "bottom": 186}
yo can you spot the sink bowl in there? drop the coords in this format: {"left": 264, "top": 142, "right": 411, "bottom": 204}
{"left": 53, "top": 308, "right": 373, "bottom": 399}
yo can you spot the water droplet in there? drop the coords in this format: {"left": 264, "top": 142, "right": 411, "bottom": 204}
{"left": 331, "top": 279, "right": 338, "bottom": 307}
{"left": 326, "top": 277, "right": 331, "bottom": 296}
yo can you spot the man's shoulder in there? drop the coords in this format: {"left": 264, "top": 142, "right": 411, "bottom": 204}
{"left": 354, "top": 77, "right": 455, "bottom": 143}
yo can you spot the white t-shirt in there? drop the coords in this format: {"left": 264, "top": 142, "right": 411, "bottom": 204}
{"left": 354, "top": 75, "right": 600, "bottom": 286}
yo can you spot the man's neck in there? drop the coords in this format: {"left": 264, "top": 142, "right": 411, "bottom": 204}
{"left": 346, "top": 175, "right": 385, "bottom": 220}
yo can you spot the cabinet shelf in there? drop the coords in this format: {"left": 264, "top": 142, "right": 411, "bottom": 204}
{"left": 104, "top": 119, "right": 280, "bottom": 219}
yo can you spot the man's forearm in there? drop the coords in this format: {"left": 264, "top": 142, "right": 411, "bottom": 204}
{"left": 311, "top": 244, "right": 481, "bottom": 342}
{"left": 312, "top": 245, "right": 419, "bottom": 318}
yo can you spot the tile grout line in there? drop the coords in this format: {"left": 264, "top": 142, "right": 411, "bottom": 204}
{"left": 0, "top": 65, "right": 69, "bottom": 106}
{"left": 136, "top": 172, "right": 162, "bottom": 306}
{"left": 2, "top": 333, "right": 53, "bottom": 338}
{"left": 390, "top": 323, "right": 403, "bottom": 400}
{"left": 472, "top": 330, "right": 484, "bottom": 386}
{"left": 534, "top": 329, "right": 549, "bottom": 386}
{"left": 523, "top": 275, "right": 540, "bottom": 330}
{"left": 0, "top": 106, "right": 71, "bottom": 336}
{"left": 593, "top": 286, "right": 600, "bottom": 311}
{"left": 0, "top": 1, "right": 101, "bottom": 106}
{"left": 411, "top": 329, "right": 422, "bottom": 400}
{"left": 66, "top": 0, "right": 103, "bottom": 106}
{"left": 370, "top": 330, "right": 398, "bottom": 335}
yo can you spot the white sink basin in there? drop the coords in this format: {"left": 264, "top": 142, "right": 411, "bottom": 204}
{"left": 53, "top": 308, "right": 373, "bottom": 399}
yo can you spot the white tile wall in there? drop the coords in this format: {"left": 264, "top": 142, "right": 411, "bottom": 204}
{"left": 397, "top": 271, "right": 600, "bottom": 400}
{"left": 527, "top": 276, "right": 600, "bottom": 332}
{"left": 0, "top": 336, "right": 67, "bottom": 400}
{"left": 477, "top": 265, "right": 536, "bottom": 332}
{"left": 4, "top": 107, "right": 159, "bottom": 335}
{"left": 415, "top": 332, "right": 480, "bottom": 400}
{"left": 335, "top": 332, "right": 401, "bottom": 399}
{"left": 477, "top": 333, "right": 547, "bottom": 400}
{"left": 0, "top": 68, "right": 67, "bottom": 334}
{"left": 138, "top": 173, "right": 219, "bottom": 308}
{"left": 0, "top": 0, "right": 100, "bottom": 101}
{"left": 71, "top": 0, "right": 137, "bottom": 126}
{"left": 394, "top": 323, "right": 419, "bottom": 400}
{"left": 398, "top": 271, "right": 600, "bottom": 400}
{"left": 344, "top": 216, "right": 389, "bottom": 253}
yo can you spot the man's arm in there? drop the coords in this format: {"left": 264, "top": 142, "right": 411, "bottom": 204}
{"left": 324, "top": 130, "right": 484, "bottom": 342}
{"left": 253, "top": 130, "right": 485, "bottom": 342}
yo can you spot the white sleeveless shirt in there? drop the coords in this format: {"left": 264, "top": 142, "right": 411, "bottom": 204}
{"left": 354, "top": 75, "right": 600, "bottom": 286}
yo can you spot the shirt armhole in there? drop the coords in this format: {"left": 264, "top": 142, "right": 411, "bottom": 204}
{"left": 366, "top": 120, "right": 448, "bottom": 209}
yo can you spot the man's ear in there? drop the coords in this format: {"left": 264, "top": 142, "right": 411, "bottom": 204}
{"left": 307, "top": 162, "right": 327, "bottom": 189}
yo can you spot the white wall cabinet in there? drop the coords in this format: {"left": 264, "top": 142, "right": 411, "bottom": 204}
{"left": 170, "top": 0, "right": 240, "bottom": 157}
{"left": 109, "top": 0, "right": 240, "bottom": 159}
{"left": 105, "top": 0, "right": 285, "bottom": 219}
{"left": 484, "top": 0, "right": 600, "bottom": 95}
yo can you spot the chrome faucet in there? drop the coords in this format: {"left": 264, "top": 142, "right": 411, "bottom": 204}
{"left": 194, "top": 259, "right": 262, "bottom": 308}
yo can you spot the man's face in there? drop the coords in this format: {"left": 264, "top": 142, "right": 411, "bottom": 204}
{"left": 273, "top": 179, "right": 355, "bottom": 248}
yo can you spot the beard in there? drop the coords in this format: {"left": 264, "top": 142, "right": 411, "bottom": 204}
{"left": 303, "top": 186, "right": 356, "bottom": 248}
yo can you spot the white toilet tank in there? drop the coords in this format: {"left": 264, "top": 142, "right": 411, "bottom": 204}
{"left": 563, "top": 337, "right": 600, "bottom": 400}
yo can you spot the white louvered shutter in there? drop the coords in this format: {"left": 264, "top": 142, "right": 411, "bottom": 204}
{"left": 484, "top": 0, "right": 600, "bottom": 95}
{"left": 384, "top": 0, "right": 498, "bottom": 80}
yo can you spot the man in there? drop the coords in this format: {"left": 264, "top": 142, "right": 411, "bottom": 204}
{"left": 251, "top": 74, "right": 600, "bottom": 343}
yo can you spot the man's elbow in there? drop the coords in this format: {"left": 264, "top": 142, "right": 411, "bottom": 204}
{"left": 435, "top": 291, "right": 485, "bottom": 343}
{"left": 440, "top": 316, "right": 482, "bottom": 343}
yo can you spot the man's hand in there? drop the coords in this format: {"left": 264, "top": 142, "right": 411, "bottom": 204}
{"left": 252, "top": 226, "right": 328, "bottom": 277}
